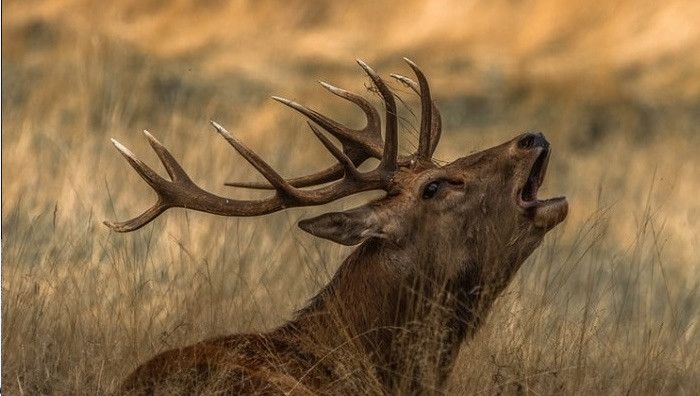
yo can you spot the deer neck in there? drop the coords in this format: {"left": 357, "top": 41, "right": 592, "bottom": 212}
{"left": 284, "top": 239, "right": 504, "bottom": 391}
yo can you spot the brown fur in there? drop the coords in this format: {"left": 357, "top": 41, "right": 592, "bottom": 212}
{"left": 111, "top": 62, "right": 568, "bottom": 395}
{"left": 119, "top": 135, "right": 568, "bottom": 395}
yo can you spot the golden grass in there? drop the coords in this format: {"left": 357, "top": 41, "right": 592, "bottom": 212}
{"left": 3, "top": 0, "right": 699, "bottom": 394}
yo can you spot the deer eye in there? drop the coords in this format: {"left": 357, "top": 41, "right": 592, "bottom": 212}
{"left": 422, "top": 180, "right": 442, "bottom": 199}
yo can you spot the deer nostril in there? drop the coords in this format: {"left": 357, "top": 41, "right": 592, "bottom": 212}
{"left": 518, "top": 133, "right": 548, "bottom": 150}
{"left": 518, "top": 134, "right": 536, "bottom": 149}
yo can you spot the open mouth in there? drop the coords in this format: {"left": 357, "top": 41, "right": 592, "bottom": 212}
{"left": 517, "top": 147, "right": 568, "bottom": 229}
{"left": 519, "top": 147, "right": 550, "bottom": 207}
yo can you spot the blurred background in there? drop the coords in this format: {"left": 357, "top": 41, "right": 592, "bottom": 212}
{"left": 3, "top": 0, "right": 699, "bottom": 394}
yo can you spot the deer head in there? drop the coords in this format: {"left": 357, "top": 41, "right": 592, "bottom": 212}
{"left": 108, "top": 59, "right": 568, "bottom": 394}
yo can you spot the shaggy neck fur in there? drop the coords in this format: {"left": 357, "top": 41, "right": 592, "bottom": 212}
{"left": 277, "top": 236, "right": 530, "bottom": 393}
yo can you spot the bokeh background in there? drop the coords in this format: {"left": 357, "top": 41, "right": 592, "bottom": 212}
{"left": 3, "top": 0, "right": 699, "bottom": 394}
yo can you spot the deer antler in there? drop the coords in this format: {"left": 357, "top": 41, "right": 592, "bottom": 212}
{"left": 105, "top": 59, "right": 442, "bottom": 232}
{"left": 226, "top": 58, "right": 442, "bottom": 189}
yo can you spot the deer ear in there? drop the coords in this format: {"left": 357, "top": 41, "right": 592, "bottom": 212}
{"left": 298, "top": 207, "right": 385, "bottom": 246}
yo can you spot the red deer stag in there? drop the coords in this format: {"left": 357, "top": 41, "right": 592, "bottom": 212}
{"left": 107, "top": 59, "right": 568, "bottom": 395}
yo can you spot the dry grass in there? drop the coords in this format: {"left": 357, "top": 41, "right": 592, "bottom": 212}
{"left": 2, "top": 0, "right": 699, "bottom": 394}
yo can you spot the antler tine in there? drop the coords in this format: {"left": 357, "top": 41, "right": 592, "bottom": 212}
{"left": 403, "top": 59, "right": 432, "bottom": 161}
{"left": 428, "top": 104, "right": 442, "bottom": 158}
{"left": 210, "top": 121, "right": 299, "bottom": 201}
{"left": 272, "top": 83, "right": 384, "bottom": 160}
{"left": 224, "top": 164, "right": 346, "bottom": 190}
{"left": 103, "top": 135, "right": 173, "bottom": 232}
{"left": 110, "top": 135, "right": 168, "bottom": 192}
{"left": 307, "top": 123, "right": 362, "bottom": 180}
{"left": 318, "top": 81, "right": 384, "bottom": 155}
{"left": 104, "top": 204, "right": 169, "bottom": 232}
{"left": 223, "top": 120, "right": 362, "bottom": 189}
{"left": 271, "top": 95, "right": 376, "bottom": 158}
{"left": 356, "top": 59, "right": 398, "bottom": 176}
{"left": 392, "top": 58, "right": 443, "bottom": 161}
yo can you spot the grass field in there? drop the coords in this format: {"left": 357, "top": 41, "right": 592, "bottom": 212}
{"left": 3, "top": 1, "right": 700, "bottom": 394}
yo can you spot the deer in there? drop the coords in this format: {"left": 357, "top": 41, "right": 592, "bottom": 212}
{"left": 106, "top": 58, "right": 568, "bottom": 395}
